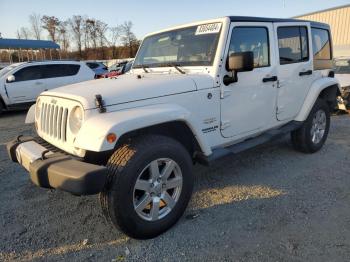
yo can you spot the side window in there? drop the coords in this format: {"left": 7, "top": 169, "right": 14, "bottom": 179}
{"left": 229, "top": 27, "right": 270, "bottom": 68}
{"left": 13, "top": 66, "right": 43, "bottom": 82}
{"left": 43, "top": 64, "right": 80, "bottom": 79}
{"left": 311, "top": 28, "right": 331, "bottom": 60}
{"left": 64, "top": 64, "right": 80, "bottom": 76}
{"left": 86, "top": 63, "right": 98, "bottom": 69}
{"left": 277, "top": 26, "right": 309, "bottom": 65}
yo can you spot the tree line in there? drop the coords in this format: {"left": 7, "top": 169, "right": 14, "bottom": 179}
{"left": 13, "top": 13, "right": 140, "bottom": 60}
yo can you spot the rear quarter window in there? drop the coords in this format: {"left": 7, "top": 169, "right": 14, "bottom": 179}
{"left": 43, "top": 64, "right": 80, "bottom": 78}
{"left": 311, "top": 28, "right": 332, "bottom": 60}
{"left": 311, "top": 27, "right": 333, "bottom": 70}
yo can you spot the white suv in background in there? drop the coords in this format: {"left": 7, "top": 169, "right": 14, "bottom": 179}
{"left": 0, "top": 61, "right": 95, "bottom": 114}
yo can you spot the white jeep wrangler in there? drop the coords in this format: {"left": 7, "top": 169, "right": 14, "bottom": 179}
{"left": 7, "top": 16, "right": 340, "bottom": 239}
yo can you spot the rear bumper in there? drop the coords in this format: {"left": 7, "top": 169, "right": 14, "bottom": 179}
{"left": 7, "top": 136, "right": 107, "bottom": 195}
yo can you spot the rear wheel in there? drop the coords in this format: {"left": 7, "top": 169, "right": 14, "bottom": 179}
{"left": 100, "top": 135, "right": 193, "bottom": 239}
{"left": 291, "top": 98, "right": 330, "bottom": 153}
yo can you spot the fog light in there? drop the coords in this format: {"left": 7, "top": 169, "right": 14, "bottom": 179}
{"left": 106, "top": 133, "right": 117, "bottom": 143}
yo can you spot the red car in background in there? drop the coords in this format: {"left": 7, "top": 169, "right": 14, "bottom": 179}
{"left": 104, "top": 60, "right": 133, "bottom": 78}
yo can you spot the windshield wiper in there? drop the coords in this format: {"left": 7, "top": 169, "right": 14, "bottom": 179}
{"left": 167, "top": 63, "right": 186, "bottom": 74}
{"left": 141, "top": 65, "right": 149, "bottom": 73}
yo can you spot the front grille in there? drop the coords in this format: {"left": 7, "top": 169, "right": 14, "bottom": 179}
{"left": 40, "top": 103, "right": 69, "bottom": 141}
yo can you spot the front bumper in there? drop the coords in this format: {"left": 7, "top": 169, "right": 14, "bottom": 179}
{"left": 7, "top": 136, "right": 107, "bottom": 195}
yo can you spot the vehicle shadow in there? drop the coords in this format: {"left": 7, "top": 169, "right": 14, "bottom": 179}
{"left": 0, "top": 109, "right": 28, "bottom": 118}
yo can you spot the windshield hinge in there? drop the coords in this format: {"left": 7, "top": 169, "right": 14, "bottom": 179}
{"left": 220, "top": 88, "right": 232, "bottom": 99}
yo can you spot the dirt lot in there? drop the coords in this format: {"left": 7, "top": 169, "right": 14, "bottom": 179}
{"left": 1, "top": 111, "right": 350, "bottom": 262}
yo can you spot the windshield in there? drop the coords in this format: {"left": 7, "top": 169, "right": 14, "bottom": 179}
{"left": 133, "top": 23, "right": 222, "bottom": 68}
{"left": 0, "top": 63, "right": 22, "bottom": 78}
{"left": 335, "top": 59, "right": 350, "bottom": 74}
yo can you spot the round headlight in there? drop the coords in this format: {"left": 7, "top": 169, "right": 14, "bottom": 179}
{"left": 69, "top": 106, "right": 84, "bottom": 134}
{"left": 35, "top": 99, "right": 41, "bottom": 120}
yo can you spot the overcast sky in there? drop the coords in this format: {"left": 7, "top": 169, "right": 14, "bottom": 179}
{"left": 0, "top": 0, "right": 349, "bottom": 39}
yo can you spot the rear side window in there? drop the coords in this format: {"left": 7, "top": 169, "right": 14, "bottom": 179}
{"left": 311, "top": 28, "right": 331, "bottom": 60}
{"left": 43, "top": 64, "right": 80, "bottom": 78}
{"left": 228, "top": 27, "right": 270, "bottom": 68}
{"left": 277, "top": 26, "right": 309, "bottom": 65}
{"left": 13, "top": 66, "right": 43, "bottom": 82}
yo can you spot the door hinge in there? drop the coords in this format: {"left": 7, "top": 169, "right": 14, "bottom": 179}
{"left": 220, "top": 120, "right": 231, "bottom": 130}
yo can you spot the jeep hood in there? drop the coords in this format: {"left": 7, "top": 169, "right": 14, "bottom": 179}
{"left": 42, "top": 73, "right": 214, "bottom": 109}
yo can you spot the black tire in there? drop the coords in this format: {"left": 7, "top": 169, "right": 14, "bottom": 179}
{"left": 0, "top": 102, "right": 3, "bottom": 115}
{"left": 100, "top": 135, "right": 193, "bottom": 239}
{"left": 291, "top": 98, "right": 330, "bottom": 153}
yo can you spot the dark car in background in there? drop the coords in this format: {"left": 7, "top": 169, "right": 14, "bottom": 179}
{"left": 86, "top": 61, "right": 108, "bottom": 78}
{"left": 104, "top": 60, "right": 133, "bottom": 78}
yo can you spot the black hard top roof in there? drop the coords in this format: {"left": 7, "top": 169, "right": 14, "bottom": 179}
{"left": 228, "top": 16, "right": 330, "bottom": 29}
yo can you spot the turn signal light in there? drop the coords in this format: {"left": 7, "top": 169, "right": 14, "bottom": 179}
{"left": 106, "top": 133, "right": 117, "bottom": 143}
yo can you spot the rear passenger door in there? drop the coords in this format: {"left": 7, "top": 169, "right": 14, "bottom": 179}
{"left": 273, "top": 23, "right": 314, "bottom": 121}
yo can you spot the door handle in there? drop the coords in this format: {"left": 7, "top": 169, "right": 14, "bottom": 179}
{"left": 262, "top": 76, "right": 278, "bottom": 82}
{"left": 299, "top": 70, "right": 312, "bottom": 76}
{"left": 35, "top": 81, "right": 43, "bottom": 85}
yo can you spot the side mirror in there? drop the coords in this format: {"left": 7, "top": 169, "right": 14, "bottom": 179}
{"left": 6, "top": 75, "right": 15, "bottom": 83}
{"left": 224, "top": 51, "right": 254, "bottom": 85}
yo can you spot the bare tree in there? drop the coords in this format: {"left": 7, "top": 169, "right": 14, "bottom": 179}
{"left": 120, "top": 21, "right": 137, "bottom": 57}
{"left": 68, "top": 15, "right": 84, "bottom": 58}
{"left": 82, "top": 17, "right": 90, "bottom": 51}
{"left": 109, "top": 26, "right": 121, "bottom": 58}
{"left": 16, "top": 30, "right": 21, "bottom": 39}
{"left": 58, "top": 22, "right": 69, "bottom": 52}
{"left": 85, "top": 18, "right": 98, "bottom": 51}
{"left": 17, "top": 27, "right": 30, "bottom": 39}
{"left": 29, "top": 13, "right": 42, "bottom": 40}
{"left": 41, "top": 15, "right": 61, "bottom": 42}
{"left": 96, "top": 20, "right": 108, "bottom": 59}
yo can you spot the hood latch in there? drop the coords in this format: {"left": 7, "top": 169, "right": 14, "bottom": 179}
{"left": 95, "top": 94, "right": 106, "bottom": 113}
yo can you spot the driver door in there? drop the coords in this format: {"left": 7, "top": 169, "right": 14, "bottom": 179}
{"left": 220, "top": 22, "right": 278, "bottom": 138}
{"left": 6, "top": 65, "right": 46, "bottom": 104}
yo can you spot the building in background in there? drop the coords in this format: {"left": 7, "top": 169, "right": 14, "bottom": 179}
{"left": 295, "top": 4, "right": 350, "bottom": 58}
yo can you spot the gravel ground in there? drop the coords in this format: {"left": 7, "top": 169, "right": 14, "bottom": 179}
{"left": 1, "top": 111, "right": 350, "bottom": 262}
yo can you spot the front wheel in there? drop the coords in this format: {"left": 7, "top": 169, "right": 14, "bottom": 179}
{"left": 291, "top": 98, "right": 330, "bottom": 153}
{"left": 100, "top": 135, "right": 193, "bottom": 239}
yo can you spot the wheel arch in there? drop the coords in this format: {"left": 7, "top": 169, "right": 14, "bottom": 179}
{"left": 116, "top": 120, "right": 203, "bottom": 159}
{"left": 295, "top": 77, "right": 340, "bottom": 121}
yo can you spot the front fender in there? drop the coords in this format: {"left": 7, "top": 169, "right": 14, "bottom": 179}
{"left": 74, "top": 104, "right": 212, "bottom": 155}
{"left": 25, "top": 104, "right": 36, "bottom": 124}
{"left": 295, "top": 77, "right": 340, "bottom": 121}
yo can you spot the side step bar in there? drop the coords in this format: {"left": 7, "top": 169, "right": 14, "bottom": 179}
{"left": 197, "top": 121, "right": 303, "bottom": 165}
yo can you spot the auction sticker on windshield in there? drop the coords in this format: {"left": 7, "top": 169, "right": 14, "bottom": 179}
{"left": 195, "top": 23, "right": 222, "bottom": 35}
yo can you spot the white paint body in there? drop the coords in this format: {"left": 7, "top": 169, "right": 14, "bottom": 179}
{"left": 27, "top": 17, "right": 339, "bottom": 158}
{"left": 0, "top": 61, "right": 94, "bottom": 107}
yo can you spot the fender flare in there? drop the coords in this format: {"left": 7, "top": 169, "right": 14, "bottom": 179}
{"left": 74, "top": 104, "right": 212, "bottom": 155}
{"left": 295, "top": 77, "right": 340, "bottom": 121}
